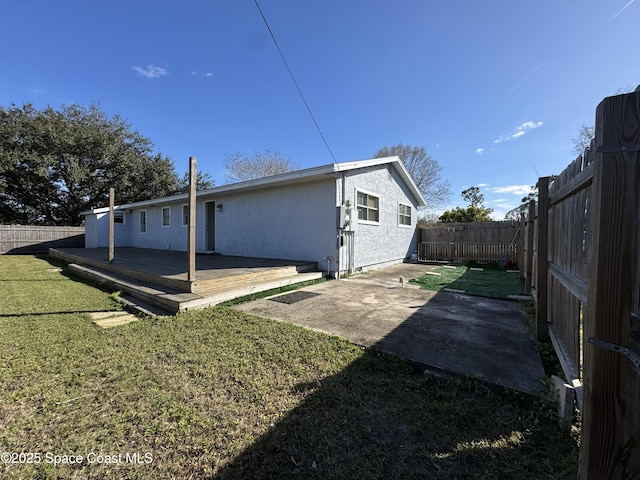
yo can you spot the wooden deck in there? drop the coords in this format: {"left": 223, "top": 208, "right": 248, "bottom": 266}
{"left": 49, "top": 248, "right": 323, "bottom": 314}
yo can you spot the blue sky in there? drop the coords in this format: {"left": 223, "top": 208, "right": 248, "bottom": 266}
{"left": 2, "top": 1, "right": 639, "bottom": 219}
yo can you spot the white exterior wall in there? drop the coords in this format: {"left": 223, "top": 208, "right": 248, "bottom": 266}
{"left": 84, "top": 210, "right": 131, "bottom": 248}
{"left": 126, "top": 204, "right": 192, "bottom": 251}
{"left": 214, "top": 179, "right": 337, "bottom": 270}
{"left": 85, "top": 180, "right": 338, "bottom": 271}
{"left": 82, "top": 160, "right": 420, "bottom": 275}
{"left": 340, "top": 164, "right": 419, "bottom": 272}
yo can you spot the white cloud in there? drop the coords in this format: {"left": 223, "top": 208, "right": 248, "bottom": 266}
{"left": 490, "top": 185, "right": 534, "bottom": 195}
{"left": 132, "top": 64, "right": 168, "bottom": 79}
{"left": 477, "top": 183, "right": 490, "bottom": 187}
{"left": 476, "top": 148, "right": 484, "bottom": 154}
{"left": 191, "top": 71, "right": 215, "bottom": 78}
{"left": 494, "top": 121, "right": 543, "bottom": 144}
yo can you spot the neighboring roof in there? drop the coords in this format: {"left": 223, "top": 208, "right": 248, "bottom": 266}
{"left": 82, "top": 156, "right": 427, "bottom": 214}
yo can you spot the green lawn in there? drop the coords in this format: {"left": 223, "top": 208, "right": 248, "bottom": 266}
{"left": 0, "top": 255, "right": 578, "bottom": 479}
{"left": 410, "top": 263, "right": 526, "bottom": 299}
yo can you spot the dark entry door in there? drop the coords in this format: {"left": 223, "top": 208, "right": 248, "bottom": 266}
{"left": 205, "top": 202, "right": 216, "bottom": 251}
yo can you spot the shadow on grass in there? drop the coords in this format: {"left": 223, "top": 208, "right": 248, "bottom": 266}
{"left": 212, "top": 350, "right": 577, "bottom": 479}
{"left": 214, "top": 286, "right": 577, "bottom": 479}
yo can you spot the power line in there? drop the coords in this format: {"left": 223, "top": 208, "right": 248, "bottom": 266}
{"left": 253, "top": 0, "right": 337, "bottom": 163}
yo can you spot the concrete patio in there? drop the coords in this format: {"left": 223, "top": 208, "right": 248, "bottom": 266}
{"left": 234, "top": 263, "right": 546, "bottom": 395}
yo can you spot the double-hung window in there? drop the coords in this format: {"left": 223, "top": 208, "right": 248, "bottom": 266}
{"left": 113, "top": 211, "right": 125, "bottom": 224}
{"left": 139, "top": 210, "right": 147, "bottom": 234}
{"left": 162, "top": 207, "right": 171, "bottom": 227}
{"left": 357, "top": 191, "right": 380, "bottom": 223}
{"left": 398, "top": 203, "right": 412, "bottom": 227}
{"left": 182, "top": 205, "right": 189, "bottom": 227}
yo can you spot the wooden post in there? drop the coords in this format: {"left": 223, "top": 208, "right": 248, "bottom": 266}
{"left": 187, "top": 157, "right": 197, "bottom": 283}
{"left": 535, "top": 177, "right": 549, "bottom": 341}
{"left": 580, "top": 92, "right": 640, "bottom": 479}
{"left": 524, "top": 200, "right": 535, "bottom": 293}
{"left": 108, "top": 187, "right": 115, "bottom": 264}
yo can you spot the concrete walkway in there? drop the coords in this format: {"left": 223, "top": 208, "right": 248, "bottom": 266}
{"left": 234, "top": 263, "right": 545, "bottom": 395}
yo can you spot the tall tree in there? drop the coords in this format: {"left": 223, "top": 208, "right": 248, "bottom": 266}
{"left": 224, "top": 148, "right": 297, "bottom": 183}
{"left": 0, "top": 103, "right": 179, "bottom": 225}
{"left": 175, "top": 170, "right": 215, "bottom": 193}
{"left": 373, "top": 144, "right": 450, "bottom": 208}
{"left": 439, "top": 186, "right": 493, "bottom": 222}
{"left": 571, "top": 86, "right": 636, "bottom": 156}
{"left": 571, "top": 124, "right": 595, "bottom": 155}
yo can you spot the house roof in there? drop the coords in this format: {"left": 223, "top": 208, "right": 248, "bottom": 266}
{"left": 83, "top": 156, "right": 427, "bottom": 214}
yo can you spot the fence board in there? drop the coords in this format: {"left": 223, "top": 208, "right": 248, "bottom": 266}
{"left": 0, "top": 225, "right": 84, "bottom": 254}
{"left": 521, "top": 90, "right": 640, "bottom": 478}
{"left": 417, "top": 221, "right": 519, "bottom": 263}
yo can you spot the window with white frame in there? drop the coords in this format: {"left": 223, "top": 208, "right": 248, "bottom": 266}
{"left": 162, "top": 207, "right": 171, "bottom": 227}
{"left": 182, "top": 205, "right": 189, "bottom": 227}
{"left": 139, "top": 210, "right": 147, "bottom": 234}
{"left": 398, "top": 203, "right": 412, "bottom": 227}
{"left": 356, "top": 190, "right": 380, "bottom": 223}
{"left": 113, "top": 211, "right": 125, "bottom": 224}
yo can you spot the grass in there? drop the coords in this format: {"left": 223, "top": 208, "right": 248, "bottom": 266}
{"left": 410, "top": 262, "right": 526, "bottom": 299}
{"left": 0, "top": 255, "right": 578, "bottom": 479}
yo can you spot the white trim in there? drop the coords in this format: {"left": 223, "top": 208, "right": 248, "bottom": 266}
{"left": 139, "top": 209, "right": 147, "bottom": 234}
{"left": 162, "top": 206, "right": 171, "bottom": 228}
{"left": 356, "top": 188, "right": 380, "bottom": 225}
{"left": 398, "top": 201, "right": 412, "bottom": 228}
{"left": 80, "top": 156, "right": 426, "bottom": 216}
{"left": 113, "top": 210, "right": 126, "bottom": 225}
{"left": 182, "top": 204, "right": 189, "bottom": 227}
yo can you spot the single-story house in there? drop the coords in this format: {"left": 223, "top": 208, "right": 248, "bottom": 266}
{"left": 81, "top": 156, "right": 427, "bottom": 277}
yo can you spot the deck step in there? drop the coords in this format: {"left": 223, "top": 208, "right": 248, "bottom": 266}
{"left": 183, "top": 271, "right": 326, "bottom": 308}
{"left": 66, "top": 263, "right": 324, "bottom": 314}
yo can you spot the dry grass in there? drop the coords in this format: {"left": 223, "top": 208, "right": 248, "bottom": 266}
{"left": 0, "top": 255, "right": 578, "bottom": 479}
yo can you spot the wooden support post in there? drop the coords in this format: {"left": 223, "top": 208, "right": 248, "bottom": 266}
{"left": 108, "top": 187, "right": 115, "bottom": 264}
{"left": 535, "top": 177, "right": 549, "bottom": 341}
{"left": 187, "top": 157, "right": 197, "bottom": 283}
{"left": 524, "top": 200, "right": 535, "bottom": 293}
{"left": 580, "top": 92, "right": 640, "bottom": 479}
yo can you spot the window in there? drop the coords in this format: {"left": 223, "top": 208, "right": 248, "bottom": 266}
{"left": 182, "top": 205, "right": 189, "bottom": 227}
{"left": 113, "top": 211, "right": 125, "bottom": 224}
{"left": 139, "top": 210, "right": 147, "bottom": 234}
{"left": 162, "top": 207, "right": 171, "bottom": 227}
{"left": 357, "top": 191, "right": 379, "bottom": 223}
{"left": 398, "top": 203, "right": 412, "bottom": 227}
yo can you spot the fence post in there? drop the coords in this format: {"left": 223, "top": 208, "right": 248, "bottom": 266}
{"left": 524, "top": 200, "right": 535, "bottom": 293}
{"left": 580, "top": 91, "right": 640, "bottom": 479}
{"left": 535, "top": 178, "right": 549, "bottom": 341}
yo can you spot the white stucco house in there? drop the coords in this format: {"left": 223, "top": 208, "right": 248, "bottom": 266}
{"left": 81, "top": 156, "right": 426, "bottom": 277}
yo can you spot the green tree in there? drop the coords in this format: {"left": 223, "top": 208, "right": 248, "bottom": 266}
{"left": 175, "top": 170, "right": 216, "bottom": 193}
{"left": 373, "top": 144, "right": 450, "bottom": 208}
{"left": 0, "top": 103, "right": 179, "bottom": 225}
{"left": 439, "top": 187, "right": 493, "bottom": 222}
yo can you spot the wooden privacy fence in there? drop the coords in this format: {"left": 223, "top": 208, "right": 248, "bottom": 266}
{"left": 521, "top": 90, "right": 640, "bottom": 479}
{"left": 417, "top": 221, "right": 519, "bottom": 263}
{"left": 0, "top": 225, "right": 84, "bottom": 254}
